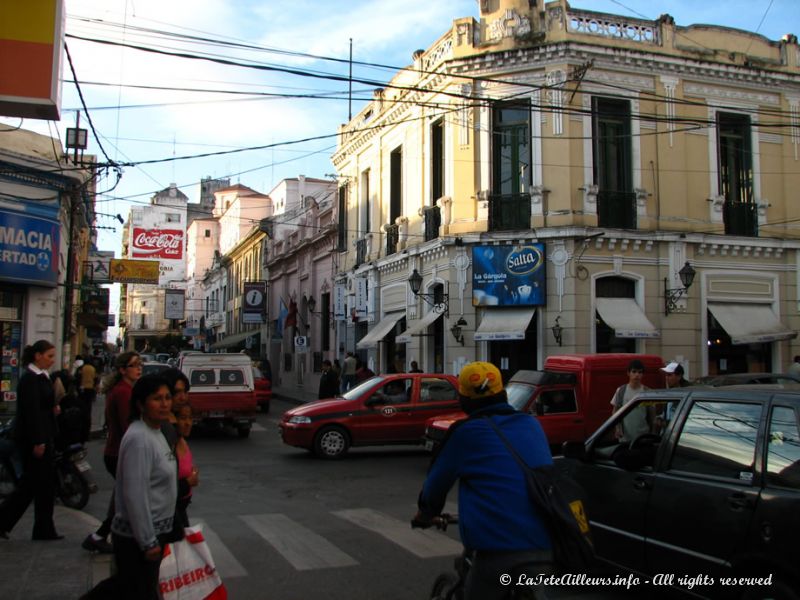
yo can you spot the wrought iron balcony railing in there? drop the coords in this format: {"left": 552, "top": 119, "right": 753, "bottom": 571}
{"left": 723, "top": 201, "right": 758, "bottom": 237}
{"left": 597, "top": 190, "right": 637, "bottom": 229}
{"left": 488, "top": 193, "right": 531, "bottom": 231}
{"left": 422, "top": 205, "right": 441, "bottom": 241}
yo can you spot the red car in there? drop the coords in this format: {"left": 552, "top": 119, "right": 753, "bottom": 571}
{"left": 279, "top": 373, "right": 460, "bottom": 458}
{"left": 253, "top": 366, "right": 272, "bottom": 413}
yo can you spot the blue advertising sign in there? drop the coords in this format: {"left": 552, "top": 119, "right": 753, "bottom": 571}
{"left": 472, "top": 244, "right": 546, "bottom": 306}
{"left": 0, "top": 208, "right": 60, "bottom": 286}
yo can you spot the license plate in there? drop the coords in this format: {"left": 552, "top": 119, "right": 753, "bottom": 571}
{"left": 209, "top": 411, "right": 225, "bottom": 418}
{"left": 424, "top": 440, "right": 434, "bottom": 451}
{"left": 75, "top": 460, "right": 91, "bottom": 473}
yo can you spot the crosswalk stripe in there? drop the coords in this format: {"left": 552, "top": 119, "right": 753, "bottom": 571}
{"left": 332, "top": 508, "right": 462, "bottom": 558}
{"left": 193, "top": 520, "right": 248, "bottom": 579}
{"left": 240, "top": 514, "right": 359, "bottom": 571}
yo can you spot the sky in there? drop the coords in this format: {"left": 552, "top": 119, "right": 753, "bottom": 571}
{"left": 2, "top": 0, "right": 798, "bottom": 341}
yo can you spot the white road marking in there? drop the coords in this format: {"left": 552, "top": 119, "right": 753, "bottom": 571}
{"left": 249, "top": 423, "right": 267, "bottom": 432}
{"left": 332, "top": 508, "right": 462, "bottom": 558}
{"left": 240, "top": 514, "right": 359, "bottom": 571}
{"left": 193, "top": 520, "right": 248, "bottom": 578}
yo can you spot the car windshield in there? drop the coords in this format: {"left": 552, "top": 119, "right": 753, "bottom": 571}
{"left": 506, "top": 383, "right": 536, "bottom": 411}
{"left": 341, "top": 376, "right": 384, "bottom": 400}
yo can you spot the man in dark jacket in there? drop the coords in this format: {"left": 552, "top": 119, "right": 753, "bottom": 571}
{"left": 318, "top": 360, "right": 339, "bottom": 399}
{"left": 414, "top": 361, "right": 553, "bottom": 599}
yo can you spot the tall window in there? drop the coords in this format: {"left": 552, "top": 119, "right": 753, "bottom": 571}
{"left": 337, "top": 184, "right": 348, "bottom": 251}
{"left": 390, "top": 147, "right": 402, "bottom": 223}
{"left": 593, "top": 97, "right": 634, "bottom": 229}
{"left": 431, "top": 119, "right": 444, "bottom": 204}
{"left": 717, "top": 112, "right": 757, "bottom": 236}
{"left": 360, "top": 169, "right": 370, "bottom": 237}
{"left": 492, "top": 103, "right": 530, "bottom": 196}
{"left": 321, "top": 293, "right": 331, "bottom": 351}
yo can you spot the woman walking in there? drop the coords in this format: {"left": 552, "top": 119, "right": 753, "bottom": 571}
{"left": 82, "top": 351, "right": 142, "bottom": 554}
{"left": 0, "top": 340, "right": 61, "bottom": 540}
{"left": 163, "top": 368, "right": 198, "bottom": 529}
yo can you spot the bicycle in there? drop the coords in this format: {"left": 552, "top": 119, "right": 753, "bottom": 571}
{"left": 411, "top": 514, "right": 543, "bottom": 600}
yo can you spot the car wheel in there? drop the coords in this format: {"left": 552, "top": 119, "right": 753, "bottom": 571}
{"left": 314, "top": 426, "right": 349, "bottom": 459}
{"left": 430, "top": 573, "right": 458, "bottom": 600}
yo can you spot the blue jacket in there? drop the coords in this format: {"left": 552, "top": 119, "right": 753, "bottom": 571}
{"left": 419, "top": 403, "right": 553, "bottom": 552}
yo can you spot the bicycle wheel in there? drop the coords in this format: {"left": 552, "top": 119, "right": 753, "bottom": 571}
{"left": 430, "top": 573, "right": 459, "bottom": 600}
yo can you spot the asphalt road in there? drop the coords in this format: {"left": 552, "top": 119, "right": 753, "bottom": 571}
{"left": 81, "top": 398, "right": 633, "bottom": 600}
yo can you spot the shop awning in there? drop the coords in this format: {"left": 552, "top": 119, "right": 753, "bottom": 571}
{"left": 356, "top": 312, "right": 405, "bottom": 349}
{"left": 209, "top": 329, "right": 260, "bottom": 350}
{"left": 474, "top": 307, "right": 536, "bottom": 341}
{"left": 596, "top": 298, "right": 660, "bottom": 339}
{"left": 708, "top": 303, "right": 797, "bottom": 345}
{"left": 396, "top": 310, "right": 443, "bottom": 344}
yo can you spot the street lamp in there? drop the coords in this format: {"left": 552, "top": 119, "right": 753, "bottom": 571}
{"left": 408, "top": 268, "right": 449, "bottom": 317}
{"left": 664, "top": 262, "right": 696, "bottom": 316}
{"left": 551, "top": 316, "right": 563, "bottom": 346}
{"left": 450, "top": 317, "right": 467, "bottom": 345}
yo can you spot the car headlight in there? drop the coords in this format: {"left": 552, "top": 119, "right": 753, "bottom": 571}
{"left": 288, "top": 415, "right": 312, "bottom": 425}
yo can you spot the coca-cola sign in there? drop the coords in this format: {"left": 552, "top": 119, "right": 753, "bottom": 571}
{"left": 131, "top": 228, "right": 184, "bottom": 259}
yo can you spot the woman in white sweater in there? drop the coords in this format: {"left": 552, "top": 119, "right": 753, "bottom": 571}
{"left": 113, "top": 373, "right": 177, "bottom": 599}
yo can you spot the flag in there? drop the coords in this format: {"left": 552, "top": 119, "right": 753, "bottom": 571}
{"left": 276, "top": 298, "right": 289, "bottom": 338}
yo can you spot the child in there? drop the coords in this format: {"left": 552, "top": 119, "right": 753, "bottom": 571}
{"left": 173, "top": 401, "right": 199, "bottom": 528}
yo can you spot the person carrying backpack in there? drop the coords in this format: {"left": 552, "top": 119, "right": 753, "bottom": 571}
{"left": 413, "top": 361, "right": 554, "bottom": 600}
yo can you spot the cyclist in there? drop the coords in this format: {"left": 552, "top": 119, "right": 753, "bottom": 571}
{"left": 414, "top": 361, "right": 554, "bottom": 599}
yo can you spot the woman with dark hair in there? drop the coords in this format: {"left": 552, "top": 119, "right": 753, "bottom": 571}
{"left": 87, "top": 374, "right": 177, "bottom": 600}
{"left": 162, "top": 368, "right": 197, "bottom": 529}
{"left": 0, "top": 340, "right": 61, "bottom": 540}
{"left": 83, "top": 351, "right": 142, "bottom": 554}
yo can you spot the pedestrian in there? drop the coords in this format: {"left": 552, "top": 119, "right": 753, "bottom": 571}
{"left": 409, "top": 360, "right": 423, "bottom": 373}
{"left": 342, "top": 352, "right": 357, "bottom": 391}
{"left": 656, "top": 361, "right": 689, "bottom": 429}
{"left": 355, "top": 359, "right": 375, "bottom": 383}
{"left": 77, "top": 356, "right": 98, "bottom": 443}
{"left": 0, "top": 340, "right": 62, "bottom": 541}
{"left": 610, "top": 359, "right": 651, "bottom": 441}
{"left": 318, "top": 360, "right": 340, "bottom": 399}
{"left": 84, "top": 374, "right": 177, "bottom": 600}
{"left": 788, "top": 355, "right": 800, "bottom": 378}
{"left": 165, "top": 369, "right": 198, "bottom": 530}
{"left": 414, "top": 362, "right": 553, "bottom": 599}
{"left": 82, "top": 351, "right": 142, "bottom": 554}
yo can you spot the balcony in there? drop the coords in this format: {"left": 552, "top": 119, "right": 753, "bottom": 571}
{"left": 723, "top": 201, "right": 758, "bottom": 237}
{"left": 355, "top": 237, "right": 368, "bottom": 267}
{"left": 384, "top": 223, "right": 399, "bottom": 256}
{"left": 422, "top": 205, "right": 441, "bottom": 241}
{"left": 597, "top": 190, "right": 636, "bottom": 229}
{"left": 488, "top": 193, "right": 531, "bottom": 231}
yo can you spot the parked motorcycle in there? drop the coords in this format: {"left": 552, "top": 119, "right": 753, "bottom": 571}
{"left": 0, "top": 417, "right": 95, "bottom": 510}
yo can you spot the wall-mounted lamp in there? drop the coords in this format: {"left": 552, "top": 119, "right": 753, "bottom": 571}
{"left": 408, "top": 268, "right": 449, "bottom": 317}
{"left": 307, "top": 295, "right": 317, "bottom": 314}
{"left": 450, "top": 317, "right": 467, "bottom": 346}
{"left": 664, "top": 262, "right": 696, "bottom": 316}
{"left": 551, "top": 316, "right": 563, "bottom": 347}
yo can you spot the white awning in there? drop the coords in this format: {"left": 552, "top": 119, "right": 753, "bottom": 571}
{"left": 596, "top": 298, "right": 660, "bottom": 339}
{"left": 396, "top": 310, "right": 443, "bottom": 344}
{"left": 474, "top": 307, "right": 536, "bottom": 341}
{"left": 708, "top": 303, "right": 797, "bottom": 345}
{"left": 356, "top": 312, "right": 405, "bottom": 349}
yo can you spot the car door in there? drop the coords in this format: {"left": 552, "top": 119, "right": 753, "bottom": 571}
{"left": 527, "top": 385, "right": 582, "bottom": 445}
{"left": 644, "top": 398, "right": 764, "bottom": 581}
{"left": 747, "top": 400, "right": 800, "bottom": 579}
{"left": 355, "top": 376, "right": 416, "bottom": 442}
{"left": 567, "top": 397, "right": 664, "bottom": 573}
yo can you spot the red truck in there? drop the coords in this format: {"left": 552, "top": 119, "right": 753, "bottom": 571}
{"left": 180, "top": 353, "right": 257, "bottom": 438}
{"left": 424, "top": 354, "right": 665, "bottom": 450}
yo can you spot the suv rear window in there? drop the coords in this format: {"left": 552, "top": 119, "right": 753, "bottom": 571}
{"left": 220, "top": 369, "right": 245, "bottom": 386}
{"left": 670, "top": 401, "right": 762, "bottom": 482}
{"left": 190, "top": 369, "right": 216, "bottom": 386}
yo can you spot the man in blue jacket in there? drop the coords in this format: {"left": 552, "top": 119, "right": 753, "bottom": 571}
{"left": 415, "top": 361, "right": 553, "bottom": 599}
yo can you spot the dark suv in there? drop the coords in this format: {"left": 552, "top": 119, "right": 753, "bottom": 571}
{"left": 562, "top": 387, "right": 799, "bottom": 599}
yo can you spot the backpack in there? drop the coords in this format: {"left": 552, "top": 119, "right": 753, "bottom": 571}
{"left": 484, "top": 417, "right": 596, "bottom": 574}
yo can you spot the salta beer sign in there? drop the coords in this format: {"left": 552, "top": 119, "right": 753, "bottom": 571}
{"left": 131, "top": 228, "right": 184, "bottom": 259}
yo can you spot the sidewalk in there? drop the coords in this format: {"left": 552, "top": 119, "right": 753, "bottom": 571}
{"left": 0, "top": 505, "right": 109, "bottom": 600}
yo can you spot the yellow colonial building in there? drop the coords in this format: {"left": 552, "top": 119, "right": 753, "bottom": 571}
{"left": 331, "top": 0, "right": 800, "bottom": 379}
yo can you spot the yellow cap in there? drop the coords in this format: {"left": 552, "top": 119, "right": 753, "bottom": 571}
{"left": 457, "top": 361, "right": 503, "bottom": 399}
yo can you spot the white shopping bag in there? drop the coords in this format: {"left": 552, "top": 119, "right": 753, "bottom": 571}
{"left": 159, "top": 525, "right": 227, "bottom": 600}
